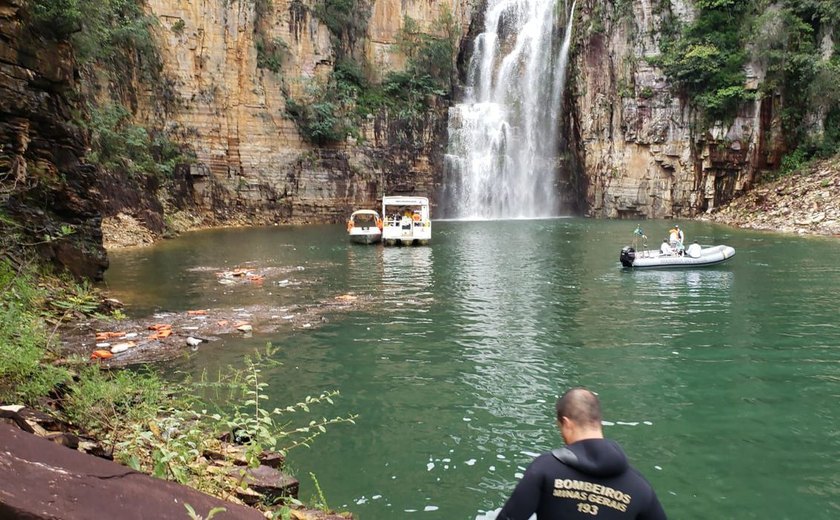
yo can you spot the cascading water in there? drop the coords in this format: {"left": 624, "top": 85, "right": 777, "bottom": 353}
{"left": 443, "top": 0, "right": 576, "bottom": 219}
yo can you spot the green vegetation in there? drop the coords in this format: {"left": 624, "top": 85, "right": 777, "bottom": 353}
{"left": 253, "top": 0, "right": 288, "bottom": 73}
{"left": 30, "top": 0, "right": 159, "bottom": 70}
{"left": 651, "top": 0, "right": 840, "bottom": 176}
{"left": 285, "top": 9, "right": 458, "bottom": 146}
{"left": 0, "top": 260, "right": 69, "bottom": 403}
{"left": 0, "top": 257, "right": 355, "bottom": 513}
{"left": 312, "top": 0, "right": 372, "bottom": 58}
{"left": 86, "top": 103, "right": 194, "bottom": 180}
{"left": 172, "top": 19, "right": 186, "bottom": 35}
{"left": 652, "top": 0, "right": 752, "bottom": 123}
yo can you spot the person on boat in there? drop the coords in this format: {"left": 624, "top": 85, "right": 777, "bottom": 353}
{"left": 668, "top": 225, "right": 685, "bottom": 256}
{"left": 400, "top": 209, "right": 412, "bottom": 229}
{"left": 496, "top": 388, "right": 667, "bottom": 520}
{"left": 633, "top": 226, "right": 647, "bottom": 249}
{"left": 660, "top": 239, "right": 673, "bottom": 256}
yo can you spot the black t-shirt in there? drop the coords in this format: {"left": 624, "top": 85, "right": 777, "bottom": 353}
{"left": 496, "top": 438, "right": 667, "bottom": 520}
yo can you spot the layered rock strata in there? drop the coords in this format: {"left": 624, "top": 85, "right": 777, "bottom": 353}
{"left": 144, "top": 0, "right": 474, "bottom": 225}
{"left": 0, "top": 0, "right": 107, "bottom": 278}
{"left": 570, "top": 0, "right": 784, "bottom": 219}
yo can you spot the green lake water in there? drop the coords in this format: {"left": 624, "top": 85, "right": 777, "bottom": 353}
{"left": 104, "top": 219, "right": 840, "bottom": 519}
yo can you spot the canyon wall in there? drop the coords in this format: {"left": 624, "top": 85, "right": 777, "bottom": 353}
{"left": 570, "top": 0, "right": 783, "bottom": 219}
{"left": 0, "top": 0, "right": 107, "bottom": 278}
{"left": 144, "top": 0, "right": 474, "bottom": 224}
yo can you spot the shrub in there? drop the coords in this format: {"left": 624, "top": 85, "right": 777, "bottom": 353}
{"left": 0, "top": 260, "right": 69, "bottom": 404}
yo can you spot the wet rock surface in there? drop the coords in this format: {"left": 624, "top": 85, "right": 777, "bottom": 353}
{"left": 702, "top": 160, "right": 840, "bottom": 237}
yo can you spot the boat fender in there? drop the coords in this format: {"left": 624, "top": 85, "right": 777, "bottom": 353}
{"left": 346, "top": 221, "right": 353, "bottom": 232}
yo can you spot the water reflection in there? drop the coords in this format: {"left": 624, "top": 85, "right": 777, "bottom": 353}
{"left": 102, "top": 220, "right": 840, "bottom": 520}
{"left": 380, "top": 246, "right": 434, "bottom": 311}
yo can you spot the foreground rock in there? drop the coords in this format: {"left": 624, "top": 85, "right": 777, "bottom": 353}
{"left": 0, "top": 423, "right": 264, "bottom": 520}
{"left": 703, "top": 160, "right": 840, "bottom": 237}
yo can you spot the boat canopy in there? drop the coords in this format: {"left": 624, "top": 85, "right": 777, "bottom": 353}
{"left": 382, "top": 196, "right": 430, "bottom": 220}
{"left": 350, "top": 209, "right": 380, "bottom": 218}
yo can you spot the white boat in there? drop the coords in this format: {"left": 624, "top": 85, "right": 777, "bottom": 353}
{"left": 381, "top": 196, "right": 432, "bottom": 246}
{"left": 347, "top": 209, "right": 382, "bottom": 245}
{"left": 620, "top": 243, "right": 735, "bottom": 269}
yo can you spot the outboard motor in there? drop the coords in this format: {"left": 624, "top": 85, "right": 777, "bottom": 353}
{"left": 620, "top": 246, "right": 636, "bottom": 267}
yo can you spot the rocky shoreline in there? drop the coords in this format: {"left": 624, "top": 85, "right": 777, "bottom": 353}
{"left": 701, "top": 159, "right": 840, "bottom": 237}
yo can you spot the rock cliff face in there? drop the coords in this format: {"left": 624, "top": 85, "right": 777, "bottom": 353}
{"left": 569, "top": 0, "right": 783, "bottom": 219}
{"left": 144, "top": 0, "right": 474, "bottom": 224}
{"left": 0, "top": 0, "right": 107, "bottom": 278}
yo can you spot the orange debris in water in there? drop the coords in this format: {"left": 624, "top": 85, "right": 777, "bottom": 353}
{"left": 148, "top": 323, "right": 173, "bottom": 331}
{"left": 187, "top": 310, "right": 208, "bottom": 316}
{"left": 94, "top": 331, "right": 126, "bottom": 341}
{"left": 90, "top": 350, "right": 113, "bottom": 360}
{"left": 149, "top": 329, "right": 172, "bottom": 340}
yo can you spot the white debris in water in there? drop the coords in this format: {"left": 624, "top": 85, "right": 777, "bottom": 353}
{"left": 672, "top": 351, "right": 679, "bottom": 355}
{"left": 489, "top": 466, "right": 495, "bottom": 472}
{"left": 424, "top": 506, "right": 439, "bottom": 512}
{"left": 463, "top": 417, "right": 472, "bottom": 422}
{"left": 95, "top": 343, "right": 110, "bottom": 348}
{"left": 404, "top": 509, "right": 417, "bottom": 513}
{"left": 655, "top": 465, "right": 662, "bottom": 470}
{"left": 465, "top": 459, "right": 477, "bottom": 466}
{"left": 496, "top": 454, "right": 506, "bottom": 460}
{"left": 303, "top": 323, "right": 311, "bottom": 328}
{"left": 442, "top": 458, "right": 451, "bottom": 463}
{"left": 296, "top": 266, "right": 305, "bottom": 270}
{"left": 536, "top": 399, "right": 546, "bottom": 403}
{"left": 372, "top": 495, "right": 382, "bottom": 500}
{"left": 521, "top": 450, "right": 540, "bottom": 458}
{"left": 427, "top": 462, "right": 435, "bottom": 471}
{"left": 602, "top": 420, "right": 615, "bottom": 426}
{"left": 644, "top": 421, "right": 653, "bottom": 425}
{"left": 181, "top": 326, "right": 199, "bottom": 331}
{"left": 616, "top": 421, "right": 639, "bottom": 426}
{"left": 123, "top": 332, "right": 138, "bottom": 339}
{"left": 282, "top": 315, "right": 295, "bottom": 320}
{"left": 355, "top": 497, "right": 367, "bottom": 505}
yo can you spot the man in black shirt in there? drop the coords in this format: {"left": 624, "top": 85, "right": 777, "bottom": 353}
{"left": 496, "top": 388, "right": 667, "bottom": 520}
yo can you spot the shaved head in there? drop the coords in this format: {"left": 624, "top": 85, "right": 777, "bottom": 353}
{"left": 555, "top": 388, "right": 602, "bottom": 428}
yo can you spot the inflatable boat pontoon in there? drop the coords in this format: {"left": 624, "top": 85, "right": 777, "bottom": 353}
{"left": 620, "top": 244, "right": 735, "bottom": 269}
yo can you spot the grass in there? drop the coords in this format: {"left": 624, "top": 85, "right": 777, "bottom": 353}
{"left": 0, "top": 258, "right": 355, "bottom": 514}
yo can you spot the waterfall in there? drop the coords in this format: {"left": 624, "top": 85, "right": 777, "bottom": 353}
{"left": 443, "top": 0, "right": 577, "bottom": 219}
